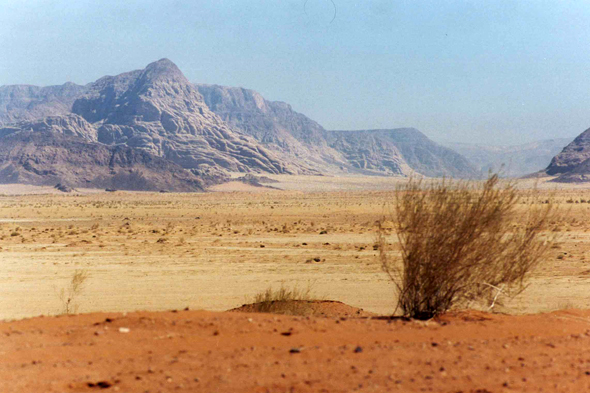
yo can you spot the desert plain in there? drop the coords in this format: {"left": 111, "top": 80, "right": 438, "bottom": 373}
{"left": 3, "top": 175, "right": 590, "bottom": 392}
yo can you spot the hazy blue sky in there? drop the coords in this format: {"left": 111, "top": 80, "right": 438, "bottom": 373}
{"left": 1, "top": 0, "right": 589, "bottom": 144}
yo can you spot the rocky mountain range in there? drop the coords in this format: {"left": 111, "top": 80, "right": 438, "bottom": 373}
{"left": 0, "top": 59, "right": 479, "bottom": 191}
{"left": 195, "top": 83, "right": 476, "bottom": 178}
{"left": 0, "top": 131, "right": 206, "bottom": 191}
{"left": 195, "top": 84, "right": 340, "bottom": 174}
{"left": 329, "top": 129, "right": 477, "bottom": 178}
{"left": 0, "top": 83, "right": 86, "bottom": 124}
{"left": 445, "top": 138, "right": 573, "bottom": 178}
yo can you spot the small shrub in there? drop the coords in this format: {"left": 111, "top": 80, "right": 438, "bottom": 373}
{"left": 58, "top": 269, "right": 89, "bottom": 315}
{"left": 379, "top": 174, "right": 554, "bottom": 320}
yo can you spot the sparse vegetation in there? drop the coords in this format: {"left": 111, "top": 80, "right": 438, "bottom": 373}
{"left": 58, "top": 269, "right": 89, "bottom": 315}
{"left": 0, "top": 184, "right": 583, "bottom": 321}
{"left": 379, "top": 175, "right": 555, "bottom": 320}
{"left": 246, "top": 284, "right": 316, "bottom": 316}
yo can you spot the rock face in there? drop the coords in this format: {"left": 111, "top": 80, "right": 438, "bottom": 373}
{"left": 543, "top": 129, "right": 590, "bottom": 182}
{"left": 197, "top": 84, "right": 477, "bottom": 178}
{"left": 445, "top": 138, "right": 573, "bottom": 178}
{"left": 72, "top": 59, "right": 291, "bottom": 175}
{"left": 0, "top": 131, "right": 205, "bottom": 191}
{"left": 328, "top": 129, "right": 477, "bottom": 178}
{"left": 546, "top": 129, "right": 590, "bottom": 175}
{"left": 325, "top": 130, "right": 409, "bottom": 175}
{"left": 0, "top": 83, "right": 87, "bottom": 125}
{"left": 195, "top": 84, "right": 345, "bottom": 174}
{"left": 0, "top": 114, "right": 97, "bottom": 141}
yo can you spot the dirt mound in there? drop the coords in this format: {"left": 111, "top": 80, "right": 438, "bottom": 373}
{"left": 229, "top": 299, "right": 376, "bottom": 318}
{"left": 4, "top": 308, "right": 590, "bottom": 392}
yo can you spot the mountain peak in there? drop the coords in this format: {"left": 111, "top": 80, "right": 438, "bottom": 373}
{"left": 140, "top": 58, "right": 187, "bottom": 84}
{"left": 148, "top": 58, "right": 179, "bottom": 70}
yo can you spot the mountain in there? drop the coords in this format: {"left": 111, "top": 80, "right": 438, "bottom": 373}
{"left": 196, "top": 84, "right": 477, "bottom": 178}
{"left": 324, "top": 130, "right": 409, "bottom": 175}
{"left": 195, "top": 84, "right": 347, "bottom": 174}
{"left": 544, "top": 129, "right": 590, "bottom": 182}
{"left": 72, "top": 59, "right": 291, "bottom": 175}
{"left": 0, "top": 131, "right": 206, "bottom": 191}
{"left": 0, "top": 58, "right": 480, "bottom": 189}
{"left": 0, "top": 83, "right": 87, "bottom": 125}
{"left": 0, "top": 114, "right": 97, "bottom": 141}
{"left": 328, "top": 129, "right": 477, "bottom": 178}
{"left": 445, "top": 138, "right": 573, "bottom": 178}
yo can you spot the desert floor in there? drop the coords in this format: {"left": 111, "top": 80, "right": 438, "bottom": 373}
{"left": 2, "top": 175, "right": 590, "bottom": 391}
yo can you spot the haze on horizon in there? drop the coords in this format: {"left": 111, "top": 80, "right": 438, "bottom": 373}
{"left": 1, "top": 0, "right": 588, "bottom": 145}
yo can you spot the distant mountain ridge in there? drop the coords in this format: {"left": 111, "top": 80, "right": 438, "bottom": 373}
{"left": 196, "top": 84, "right": 477, "bottom": 178}
{"left": 0, "top": 83, "right": 87, "bottom": 125}
{"left": 445, "top": 138, "right": 573, "bottom": 177}
{"left": 330, "top": 129, "right": 477, "bottom": 178}
{"left": 195, "top": 84, "right": 349, "bottom": 174}
{"left": 0, "top": 58, "right": 480, "bottom": 190}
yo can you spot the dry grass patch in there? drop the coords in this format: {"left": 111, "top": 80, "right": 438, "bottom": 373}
{"left": 242, "top": 284, "right": 319, "bottom": 316}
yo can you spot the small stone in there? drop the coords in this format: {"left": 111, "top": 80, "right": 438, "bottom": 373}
{"left": 354, "top": 346, "right": 363, "bottom": 353}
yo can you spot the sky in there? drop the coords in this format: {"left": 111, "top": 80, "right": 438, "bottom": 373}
{"left": 1, "top": 0, "right": 589, "bottom": 145}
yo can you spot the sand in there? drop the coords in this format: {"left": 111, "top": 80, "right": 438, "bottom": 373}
{"left": 1, "top": 175, "right": 590, "bottom": 391}
{"left": 3, "top": 308, "right": 590, "bottom": 392}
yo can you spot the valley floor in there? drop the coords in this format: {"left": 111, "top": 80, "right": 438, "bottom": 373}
{"left": 2, "top": 175, "right": 590, "bottom": 391}
{"left": 0, "top": 175, "right": 589, "bottom": 319}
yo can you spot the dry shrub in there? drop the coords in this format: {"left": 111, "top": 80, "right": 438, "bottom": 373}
{"left": 58, "top": 269, "right": 89, "bottom": 315}
{"left": 379, "top": 175, "right": 554, "bottom": 320}
{"left": 248, "top": 284, "right": 315, "bottom": 316}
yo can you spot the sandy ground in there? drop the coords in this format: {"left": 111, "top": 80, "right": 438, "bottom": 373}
{"left": 3, "top": 307, "right": 590, "bottom": 392}
{"left": 2, "top": 175, "right": 590, "bottom": 391}
{"left": 1, "top": 177, "right": 590, "bottom": 320}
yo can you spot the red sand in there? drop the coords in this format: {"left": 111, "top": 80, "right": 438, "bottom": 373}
{"left": 2, "top": 306, "right": 590, "bottom": 392}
